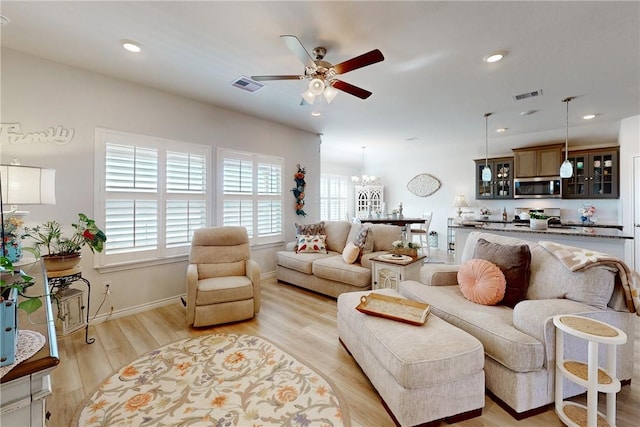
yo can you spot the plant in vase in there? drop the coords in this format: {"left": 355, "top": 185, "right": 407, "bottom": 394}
{"left": 22, "top": 213, "right": 107, "bottom": 272}
{"left": 529, "top": 212, "right": 550, "bottom": 230}
{"left": 1, "top": 213, "right": 25, "bottom": 263}
{"left": 578, "top": 205, "right": 596, "bottom": 224}
{"left": 391, "top": 240, "right": 421, "bottom": 257}
{"left": 0, "top": 256, "right": 39, "bottom": 313}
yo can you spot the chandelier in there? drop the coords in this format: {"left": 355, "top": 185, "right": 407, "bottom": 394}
{"left": 351, "top": 146, "right": 380, "bottom": 185}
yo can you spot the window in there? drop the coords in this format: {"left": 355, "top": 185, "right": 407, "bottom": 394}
{"left": 219, "top": 149, "right": 283, "bottom": 245}
{"left": 320, "top": 174, "right": 349, "bottom": 221}
{"left": 95, "top": 128, "right": 210, "bottom": 267}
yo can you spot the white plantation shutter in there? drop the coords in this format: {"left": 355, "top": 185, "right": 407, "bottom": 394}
{"left": 219, "top": 149, "right": 283, "bottom": 244}
{"left": 320, "top": 174, "right": 348, "bottom": 221}
{"left": 96, "top": 128, "right": 210, "bottom": 267}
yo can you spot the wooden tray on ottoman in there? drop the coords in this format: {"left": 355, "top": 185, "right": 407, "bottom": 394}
{"left": 356, "top": 293, "right": 431, "bottom": 326}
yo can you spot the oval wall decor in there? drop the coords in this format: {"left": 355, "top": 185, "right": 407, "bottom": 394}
{"left": 407, "top": 173, "right": 441, "bottom": 197}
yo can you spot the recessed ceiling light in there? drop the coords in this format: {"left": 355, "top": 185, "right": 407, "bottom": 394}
{"left": 406, "top": 137, "right": 419, "bottom": 142}
{"left": 121, "top": 40, "right": 142, "bottom": 53}
{"left": 520, "top": 110, "right": 537, "bottom": 116}
{"left": 496, "top": 128, "right": 508, "bottom": 133}
{"left": 583, "top": 114, "right": 596, "bottom": 120}
{"left": 484, "top": 50, "right": 507, "bottom": 63}
{"left": 311, "top": 111, "right": 321, "bottom": 117}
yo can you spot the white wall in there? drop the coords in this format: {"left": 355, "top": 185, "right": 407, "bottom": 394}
{"left": 1, "top": 48, "right": 320, "bottom": 318}
{"left": 619, "top": 115, "right": 640, "bottom": 266}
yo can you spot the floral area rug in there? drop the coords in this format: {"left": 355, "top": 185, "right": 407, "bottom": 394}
{"left": 76, "top": 333, "right": 350, "bottom": 426}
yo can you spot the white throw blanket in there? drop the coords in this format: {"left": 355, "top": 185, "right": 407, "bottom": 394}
{"left": 539, "top": 241, "right": 640, "bottom": 316}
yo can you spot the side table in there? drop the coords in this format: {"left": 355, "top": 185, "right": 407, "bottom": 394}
{"left": 371, "top": 255, "right": 425, "bottom": 291}
{"left": 553, "top": 314, "right": 627, "bottom": 427}
{"left": 47, "top": 267, "right": 95, "bottom": 344}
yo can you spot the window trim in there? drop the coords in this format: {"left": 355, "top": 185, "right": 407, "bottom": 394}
{"left": 94, "top": 128, "right": 211, "bottom": 268}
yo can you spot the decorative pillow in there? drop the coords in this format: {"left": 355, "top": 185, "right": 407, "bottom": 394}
{"left": 473, "top": 238, "right": 531, "bottom": 308}
{"left": 295, "top": 222, "right": 326, "bottom": 236}
{"left": 457, "top": 259, "right": 506, "bottom": 305}
{"left": 295, "top": 235, "right": 328, "bottom": 254}
{"left": 342, "top": 242, "right": 360, "bottom": 264}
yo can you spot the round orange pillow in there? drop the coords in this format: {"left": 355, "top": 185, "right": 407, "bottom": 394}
{"left": 457, "top": 259, "right": 506, "bottom": 305}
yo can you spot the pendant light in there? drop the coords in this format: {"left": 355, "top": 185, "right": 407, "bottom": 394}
{"left": 559, "top": 97, "right": 574, "bottom": 178}
{"left": 481, "top": 113, "right": 492, "bottom": 182}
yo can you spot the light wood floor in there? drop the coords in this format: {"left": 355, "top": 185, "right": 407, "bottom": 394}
{"left": 50, "top": 264, "right": 639, "bottom": 426}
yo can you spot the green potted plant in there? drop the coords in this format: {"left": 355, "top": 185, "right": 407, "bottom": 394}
{"left": 22, "top": 213, "right": 107, "bottom": 272}
{"left": 529, "top": 212, "right": 550, "bottom": 231}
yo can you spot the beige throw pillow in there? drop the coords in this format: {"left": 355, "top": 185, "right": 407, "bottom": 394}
{"left": 342, "top": 242, "right": 360, "bottom": 264}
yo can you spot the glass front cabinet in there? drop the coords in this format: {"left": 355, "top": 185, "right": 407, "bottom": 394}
{"left": 355, "top": 185, "right": 384, "bottom": 219}
{"left": 562, "top": 149, "right": 619, "bottom": 199}
{"left": 474, "top": 157, "right": 513, "bottom": 200}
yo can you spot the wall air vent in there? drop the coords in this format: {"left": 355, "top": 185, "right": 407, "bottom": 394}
{"left": 231, "top": 76, "right": 264, "bottom": 93}
{"left": 512, "top": 89, "right": 543, "bottom": 101}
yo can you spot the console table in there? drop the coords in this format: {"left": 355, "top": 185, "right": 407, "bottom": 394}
{"left": 0, "top": 261, "right": 59, "bottom": 426}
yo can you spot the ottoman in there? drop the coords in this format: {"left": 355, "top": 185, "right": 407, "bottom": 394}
{"left": 337, "top": 289, "right": 485, "bottom": 426}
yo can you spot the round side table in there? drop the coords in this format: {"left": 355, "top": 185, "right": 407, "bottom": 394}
{"left": 553, "top": 314, "right": 627, "bottom": 427}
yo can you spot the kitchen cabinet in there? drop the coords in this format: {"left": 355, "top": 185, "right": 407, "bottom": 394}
{"left": 474, "top": 157, "right": 513, "bottom": 199}
{"left": 513, "top": 143, "right": 563, "bottom": 177}
{"left": 562, "top": 148, "right": 619, "bottom": 199}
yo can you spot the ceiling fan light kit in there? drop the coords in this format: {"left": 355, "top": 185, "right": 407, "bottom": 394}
{"left": 252, "top": 34, "right": 384, "bottom": 105}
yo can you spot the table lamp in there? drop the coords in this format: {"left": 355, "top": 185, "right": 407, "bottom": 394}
{"left": 453, "top": 195, "right": 468, "bottom": 218}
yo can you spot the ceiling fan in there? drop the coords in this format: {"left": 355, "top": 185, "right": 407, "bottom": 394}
{"left": 251, "top": 35, "right": 384, "bottom": 105}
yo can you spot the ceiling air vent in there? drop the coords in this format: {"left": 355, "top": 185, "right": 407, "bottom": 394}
{"left": 512, "top": 89, "right": 543, "bottom": 102}
{"left": 231, "top": 76, "right": 264, "bottom": 93}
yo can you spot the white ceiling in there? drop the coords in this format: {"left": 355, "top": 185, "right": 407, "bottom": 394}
{"left": 1, "top": 1, "right": 638, "bottom": 167}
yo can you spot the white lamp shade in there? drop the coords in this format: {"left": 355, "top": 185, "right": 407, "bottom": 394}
{"left": 323, "top": 85, "right": 338, "bottom": 103}
{"left": 453, "top": 195, "right": 468, "bottom": 208}
{"left": 309, "top": 78, "right": 325, "bottom": 96}
{"left": 559, "top": 160, "right": 574, "bottom": 178}
{"left": 1, "top": 165, "right": 56, "bottom": 205}
{"left": 302, "top": 89, "right": 316, "bottom": 105}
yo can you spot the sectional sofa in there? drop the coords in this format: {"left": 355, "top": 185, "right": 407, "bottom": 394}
{"left": 398, "top": 231, "right": 636, "bottom": 418}
{"left": 276, "top": 220, "right": 402, "bottom": 297}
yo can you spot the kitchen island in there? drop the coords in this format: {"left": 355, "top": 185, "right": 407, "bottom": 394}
{"left": 450, "top": 222, "right": 633, "bottom": 264}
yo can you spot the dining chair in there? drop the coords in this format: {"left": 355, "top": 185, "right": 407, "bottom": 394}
{"left": 411, "top": 212, "right": 433, "bottom": 256}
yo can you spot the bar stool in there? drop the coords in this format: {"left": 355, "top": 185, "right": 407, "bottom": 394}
{"left": 553, "top": 314, "right": 627, "bottom": 427}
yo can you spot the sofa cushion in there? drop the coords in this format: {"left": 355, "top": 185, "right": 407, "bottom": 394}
{"left": 473, "top": 238, "right": 531, "bottom": 308}
{"left": 296, "top": 234, "right": 328, "bottom": 253}
{"left": 399, "top": 280, "right": 545, "bottom": 372}
{"left": 527, "top": 245, "right": 616, "bottom": 310}
{"left": 323, "top": 221, "right": 352, "bottom": 252}
{"left": 276, "top": 250, "right": 335, "bottom": 275}
{"left": 365, "top": 224, "right": 403, "bottom": 252}
{"left": 342, "top": 242, "right": 360, "bottom": 264}
{"left": 458, "top": 259, "right": 506, "bottom": 305}
{"left": 312, "top": 255, "right": 371, "bottom": 287}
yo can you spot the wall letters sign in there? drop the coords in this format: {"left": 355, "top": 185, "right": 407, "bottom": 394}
{"left": 0, "top": 122, "right": 75, "bottom": 145}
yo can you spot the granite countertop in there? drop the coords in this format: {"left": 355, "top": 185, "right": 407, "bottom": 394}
{"left": 450, "top": 221, "right": 633, "bottom": 240}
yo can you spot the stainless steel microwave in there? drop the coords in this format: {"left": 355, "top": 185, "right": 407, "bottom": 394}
{"left": 513, "top": 177, "right": 562, "bottom": 198}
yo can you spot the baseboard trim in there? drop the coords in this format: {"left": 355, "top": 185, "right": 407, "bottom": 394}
{"left": 90, "top": 295, "right": 183, "bottom": 324}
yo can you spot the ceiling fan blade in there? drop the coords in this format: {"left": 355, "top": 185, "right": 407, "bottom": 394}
{"left": 333, "top": 49, "right": 384, "bottom": 75}
{"left": 332, "top": 80, "right": 372, "bottom": 99}
{"left": 280, "top": 35, "right": 316, "bottom": 69}
{"left": 251, "top": 75, "right": 303, "bottom": 81}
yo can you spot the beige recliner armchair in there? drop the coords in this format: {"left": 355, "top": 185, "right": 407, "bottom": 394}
{"left": 186, "top": 226, "right": 260, "bottom": 327}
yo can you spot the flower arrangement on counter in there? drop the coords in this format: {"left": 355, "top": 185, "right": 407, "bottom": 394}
{"left": 291, "top": 164, "right": 307, "bottom": 217}
{"left": 578, "top": 205, "right": 596, "bottom": 224}
{"left": 479, "top": 207, "right": 491, "bottom": 216}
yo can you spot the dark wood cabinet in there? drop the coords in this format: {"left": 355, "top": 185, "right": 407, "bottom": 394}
{"left": 513, "top": 144, "right": 564, "bottom": 177}
{"left": 474, "top": 157, "right": 513, "bottom": 199}
{"left": 562, "top": 148, "right": 619, "bottom": 199}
